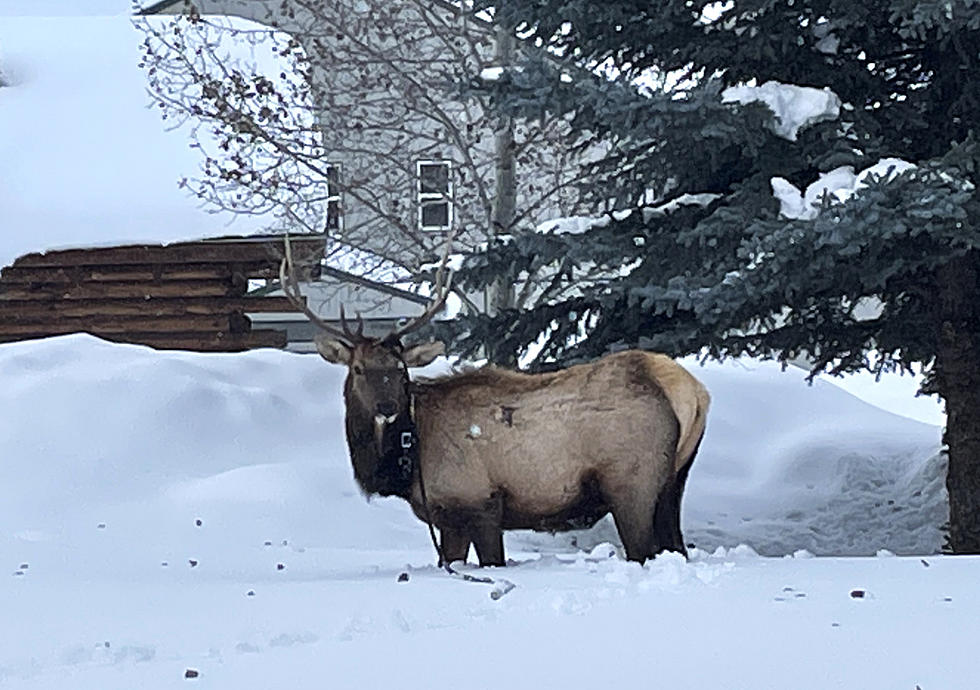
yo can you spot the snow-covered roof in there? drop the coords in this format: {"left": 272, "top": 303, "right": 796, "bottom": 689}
{"left": 0, "top": 13, "right": 269, "bottom": 269}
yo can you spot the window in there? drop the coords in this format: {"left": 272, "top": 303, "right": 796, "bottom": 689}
{"left": 417, "top": 160, "right": 452, "bottom": 232}
{"left": 325, "top": 164, "right": 342, "bottom": 231}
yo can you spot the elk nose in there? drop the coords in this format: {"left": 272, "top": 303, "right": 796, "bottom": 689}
{"left": 376, "top": 400, "right": 398, "bottom": 418}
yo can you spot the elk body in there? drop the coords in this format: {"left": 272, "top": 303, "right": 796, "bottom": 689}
{"left": 323, "top": 339, "right": 709, "bottom": 565}
{"left": 279, "top": 238, "right": 709, "bottom": 565}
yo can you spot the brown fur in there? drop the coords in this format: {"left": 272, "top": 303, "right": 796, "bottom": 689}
{"left": 330, "top": 345, "right": 710, "bottom": 565}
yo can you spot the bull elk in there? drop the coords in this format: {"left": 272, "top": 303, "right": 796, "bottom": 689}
{"left": 280, "top": 237, "right": 709, "bottom": 565}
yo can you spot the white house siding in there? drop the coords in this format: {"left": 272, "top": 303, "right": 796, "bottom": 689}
{"left": 145, "top": 0, "right": 591, "bottom": 268}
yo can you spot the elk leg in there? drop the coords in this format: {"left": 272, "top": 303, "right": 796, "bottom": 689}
{"left": 654, "top": 435, "right": 702, "bottom": 557}
{"left": 467, "top": 493, "right": 505, "bottom": 567}
{"left": 605, "top": 467, "right": 670, "bottom": 562}
{"left": 439, "top": 526, "right": 471, "bottom": 565}
{"left": 471, "top": 522, "right": 505, "bottom": 567}
{"left": 653, "top": 461, "right": 692, "bottom": 557}
{"left": 609, "top": 497, "right": 659, "bottom": 562}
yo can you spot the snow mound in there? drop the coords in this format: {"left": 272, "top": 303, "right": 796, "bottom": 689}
{"left": 0, "top": 334, "right": 429, "bottom": 573}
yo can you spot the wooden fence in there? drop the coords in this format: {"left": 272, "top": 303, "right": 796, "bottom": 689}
{"left": 0, "top": 235, "right": 324, "bottom": 352}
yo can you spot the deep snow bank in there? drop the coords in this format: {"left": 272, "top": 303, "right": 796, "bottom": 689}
{"left": 0, "top": 335, "right": 944, "bottom": 561}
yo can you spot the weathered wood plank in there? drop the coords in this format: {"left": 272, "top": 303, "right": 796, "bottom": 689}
{"left": 0, "top": 313, "right": 251, "bottom": 335}
{"left": 0, "top": 261, "right": 280, "bottom": 284}
{"left": 0, "top": 279, "right": 249, "bottom": 301}
{"left": 12, "top": 236, "right": 325, "bottom": 268}
{"left": 0, "top": 296, "right": 303, "bottom": 318}
{"left": 0, "top": 329, "right": 288, "bottom": 352}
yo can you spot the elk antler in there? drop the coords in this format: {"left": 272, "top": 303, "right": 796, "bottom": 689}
{"left": 387, "top": 223, "right": 459, "bottom": 341}
{"left": 279, "top": 234, "right": 356, "bottom": 343}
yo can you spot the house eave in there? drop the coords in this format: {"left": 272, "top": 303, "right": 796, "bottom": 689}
{"left": 136, "top": 0, "right": 186, "bottom": 15}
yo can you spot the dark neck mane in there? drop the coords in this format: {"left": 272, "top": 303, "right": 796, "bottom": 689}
{"left": 344, "top": 393, "right": 417, "bottom": 499}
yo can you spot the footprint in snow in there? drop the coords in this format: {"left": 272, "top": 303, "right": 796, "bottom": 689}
{"left": 269, "top": 632, "right": 318, "bottom": 648}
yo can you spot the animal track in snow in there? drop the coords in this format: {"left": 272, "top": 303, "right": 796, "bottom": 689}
{"left": 269, "top": 631, "right": 318, "bottom": 648}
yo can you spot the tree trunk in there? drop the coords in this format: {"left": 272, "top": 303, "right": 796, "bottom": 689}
{"left": 935, "top": 252, "right": 980, "bottom": 553}
{"left": 486, "top": 17, "right": 519, "bottom": 366}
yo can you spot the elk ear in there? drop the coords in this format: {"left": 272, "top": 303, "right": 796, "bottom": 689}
{"left": 314, "top": 334, "right": 352, "bottom": 364}
{"left": 401, "top": 341, "right": 445, "bottom": 368}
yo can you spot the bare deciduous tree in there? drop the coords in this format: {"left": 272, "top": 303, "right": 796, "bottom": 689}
{"left": 137, "top": 0, "right": 589, "bottom": 302}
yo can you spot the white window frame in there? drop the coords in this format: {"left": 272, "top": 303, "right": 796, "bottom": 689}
{"left": 416, "top": 160, "right": 453, "bottom": 233}
{"left": 325, "top": 163, "right": 343, "bottom": 232}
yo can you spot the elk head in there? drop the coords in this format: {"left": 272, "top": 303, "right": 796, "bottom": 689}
{"left": 278, "top": 234, "right": 453, "bottom": 495}
{"left": 314, "top": 320, "right": 445, "bottom": 441}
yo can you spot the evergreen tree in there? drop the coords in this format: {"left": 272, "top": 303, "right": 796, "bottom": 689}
{"left": 449, "top": 1, "right": 980, "bottom": 551}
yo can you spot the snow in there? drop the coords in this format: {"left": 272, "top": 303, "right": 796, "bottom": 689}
{"left": 480, "top": 66, "right": 505, "bottom": 81}
{"left": 536, "top": 196, "right": 720, "bottom": 235}
{"left": 820, "top": 365, "right": 944, "bottom": 426}
{"left": 723, "top": 80, "right": 841, "bottom": 141}
{"left": 1, "top": 334, "right": 973, "bottom": 689}
{"left": 812, "top": 19, "right": 841, "bottom": 55}
{"left": 418, "top": 253, "right": 465, "bottom": 273}
{"left": 772, "top": 158, "right": 916, "bottom": 220}
{"left": 857, "top": 157, "right": 918, "bottom": 186}
{"left": 0, "top": 15, "right": 270, "bottom": 270}
{"left": 536, "top": 215, "right": 597, "bottom": 234}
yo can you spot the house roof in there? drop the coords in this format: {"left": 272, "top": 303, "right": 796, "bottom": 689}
{"left": 137, "top": 0, "right": 184, "bottom": 14}
{"left": 316, "top": 265, "right": 430, "bottom": 306}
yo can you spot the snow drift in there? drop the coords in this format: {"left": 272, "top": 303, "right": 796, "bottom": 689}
{"left": 0, "top": 334, "right": 944, "bottom": 561}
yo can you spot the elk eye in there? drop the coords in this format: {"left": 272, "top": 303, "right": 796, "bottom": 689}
{"left": 352, "top": 364, "right": 364, "bottom": 375}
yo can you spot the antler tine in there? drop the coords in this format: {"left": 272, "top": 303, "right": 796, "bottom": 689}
{"left": 279, "top": 233, "right": 352, "bottom": 343}
{"left": 338, "top": 305, "right": 366, "bottom": 340}
{"left": 389, "top": 224, "right": 459, "bottom": 341}
{"left": 339, "top": 305, "right": 352, "bottom": 339}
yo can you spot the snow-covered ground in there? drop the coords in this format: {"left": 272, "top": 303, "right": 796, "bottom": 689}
{"left": 1, "top": 334, "right": 973, "bottom": 690}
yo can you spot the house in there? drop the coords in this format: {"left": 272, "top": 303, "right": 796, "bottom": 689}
{"left": 256, "top": 263, "right": 443, "bottom": 351}
{"left": 2, "top": 2, "right": 591, "bottom": 353}
{"left": 137, "top": 0, "right": 591, "bottom": 270}
{"left": 0, "top": 231, "right": 456, "bottom": 352}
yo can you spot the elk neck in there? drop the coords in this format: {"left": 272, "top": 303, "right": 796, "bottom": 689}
{"left": 342, "top": 361, "right": 420, "bottom": 499}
